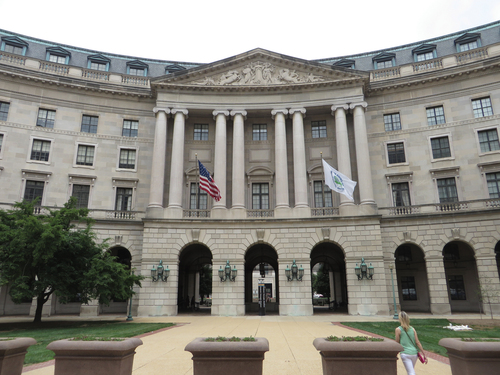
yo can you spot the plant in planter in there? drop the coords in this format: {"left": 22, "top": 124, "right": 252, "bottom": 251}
{"left": 46, "top": 337, "right": 143, "bottom": 375}
{"left": 0, "top": 337, "right": 37, "bottom": 375}
{"left": 313, "top": 336, "right": 403, "bottom": 375}
{"left": 185, "top": 336, "right": 269, "bottom": 375}
{"left": 439, "top": 337, "right": 500, "bottom": 375}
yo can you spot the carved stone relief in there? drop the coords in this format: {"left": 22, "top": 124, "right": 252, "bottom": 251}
{"left": 193, "top": 61, "right": 325, "bottom": 86}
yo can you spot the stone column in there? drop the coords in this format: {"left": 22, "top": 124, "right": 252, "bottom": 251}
{"left": 167, "top": 109, "right": 188, "bottom": 216}
{"left": 231, "top": 110, "right": 247, "bottom": 211}
{"left": 212, "top": 110, "right": 229, "bottom": 210}
{"left": 425, "top": 255, "right": 452, "bottom": 314}
{"left": 350, "top": 102, "right": 376, "bottom": 209}
{"left": 332, "top": 104, "right": 355, "bottom": 209}
{"left": 147, "top": 108, "right": 170, "bottom": 216}
{"left": 290, "top": 108, "right": 308, "bottom": 209}
{"left": 272, "top": 109, "right": 289, "bottom": 210}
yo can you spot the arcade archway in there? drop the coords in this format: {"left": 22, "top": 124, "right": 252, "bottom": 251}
{"left": 100, "top": 246, "right": 132, "bottom": 314}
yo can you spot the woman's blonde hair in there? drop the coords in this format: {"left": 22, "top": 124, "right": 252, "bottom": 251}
{"left": 399, "top": 311, "right": 411, "bottom": 332}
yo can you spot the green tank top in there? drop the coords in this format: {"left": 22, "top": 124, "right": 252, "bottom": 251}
{"left": 399, "top": 326, "right": 419, "bottom": 355}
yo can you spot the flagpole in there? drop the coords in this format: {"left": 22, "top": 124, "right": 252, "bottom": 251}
{"left": 320, "top": 152, "right": 326, "bottom": 210}
{"left": 195, "top": 153, "right": 199, "bottom": 212}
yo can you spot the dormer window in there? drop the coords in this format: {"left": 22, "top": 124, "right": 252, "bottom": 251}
{"left": 126, "top": 60, "right": 148, "bottom": 76}
{"left": 165, "top": 64, "right": 186, "bottom": 74}
{"left": 373, "top": 52, "right": 396, "bottom": 69}
{"left": 454, "top": 33, "right": 481, "bottom": 52}
{"left": 1, "top": 36, "right": 28, "bottom": 56}
{"left": 333, "top": 59, "right": 355, "bottom": 69}
{"left": 412, "top": 44, "right": 437, "bottom": 62}
{"left": 46, "top": 47, "right": 71, "bottom": 65}
{"left": 87, "top": 54, "right": 110, "bottom": 71}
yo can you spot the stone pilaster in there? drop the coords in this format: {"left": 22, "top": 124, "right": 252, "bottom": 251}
{"left": 425, "top": 255, "right": 452, "bottom": 314}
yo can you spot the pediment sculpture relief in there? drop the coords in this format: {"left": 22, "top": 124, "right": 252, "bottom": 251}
{"left": 193, "top": 61, "right": 325, "bottom": 86}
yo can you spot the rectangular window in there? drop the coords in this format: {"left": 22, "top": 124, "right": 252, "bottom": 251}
{"left": 5, "top": 44, "right": 23, "bottom": 55}
{"left": 72, "top": 184, "right": 90, "bottom": 208}
{"left": 478, "top": 129, "right": 500, "bottom": 153}
{"left": 486, "top": 172, "right": 500, "bottom": 198}
{"left": 401, "top": 276, "right": 417, "bottom": 300}
{"left": 81, "top": 115, "right": 98, "bottom": 133}
{"left": 49, "top": 54, "right": 66, "bottom": 64}
{"left": 122, "top": 120, "right": 138, "bottom": 137}
{"left": 384, "top": 113, "right": 401, "bottom": 131}
{"left": 119, "top": 149, "right": 136, "bottom": 169}
{"left": 190, "top": 183, "right": 208, "bottom": 210}
{"left": 311, "top": 120, "right": 327, "bottom": 138}
{"left": 24, "top": 180, "right": 44, "bottom": 205}
{"left": 252, "top": 183, "right": 269, "bottom": 209}
{"left": 30, "top": 140, "right": 51, "bottom": 161}
{"left": 0, "top": 102, "right": 10, "bottom": 121}
{"left": 314, "top": 181, "right": 333, "bottom": 208}
{"left": 194, "top": 124, "right": 208, "bottom": 141}
{"left": 417, "top": 51, "right": 434, "bottom": 61}
{"left": 377, "top": 60, "right": 393, "bottom": 69}
{"left": 115, "top": 188, "right": 133, "bottom": 211}
{"left": 459, "top": 41, "right": 478, "bottom": 52}
{"left": 472, "top": 97, "right": 493, "bottom": 118}
{"left": 90, "top": 62, "right": 107, "bottom": 71}
{"left": 448, "top": 275, "right": 466, "bottom": 300}
{"left": 36, "top": 109, "right": 56, "bottom": 128}
{"left": 431, "top": 136, "right": 451, "bottom": 159}
{"left": 76, "top": 145, "right": 95, "bottom": 166}
{"left": 252, "top": 124, "right": 267, "bottom": 141}
{"left": 427, "top": 106, "right": 445, "bottom": 125}
{"left": 437, "top": 178, "right": 458, "bottom": 203}
{"left": 392, "top": 182, "right": 411, "bottom": 206}
{"left": 129, "top": 68, "right": 144, "bottom": 76}
{"left": 387, "top": 142, "right": 406, "bottom": 164}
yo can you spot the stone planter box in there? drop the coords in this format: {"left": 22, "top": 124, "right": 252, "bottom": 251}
{"left": 46, "top": 337, "right": 143, "bottom": 375}
{"left": 439, "top": 338, "right": 500, "bottom": 375}
{"left": 313, "top": 337, "right": 403, "bottom": 375}
{"left": 185, "top": 337, "right": 269, "bottom": 375}
{"left": 0, "top": 337, "right": 37, "bottom": 375}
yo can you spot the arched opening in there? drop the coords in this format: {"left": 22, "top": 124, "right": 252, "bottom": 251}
{"left": 100, "top": 246, "right": 132, "bottom": 314}
{"left": 244, "top": 244, "right": 279, "bottom": 315}
{"left": 443, "top": 241, "right": 480, "bottom": 312}
{"left": 178, "top": 244, "right": 212, "bottom": 314}
{"left": 310, "top": 243, "right": 347, "bottom": 314}
{"left": 394, "top": 244, "right": 430, "bottom": 312}
{"left": 495, "top": 241, "right": 500, "bottom": 280}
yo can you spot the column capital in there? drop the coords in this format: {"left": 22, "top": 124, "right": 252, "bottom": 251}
{"left": 271, "top": 108, "right": 288, "bottom": 119}
{"left": 153, "top": 107, "right": 171, "bottom": 115}
{"left": 230, "top": 110, "right": 247, "bottom": 118}
{"left": 212, "top": 110, "right": 230, "bottom": 119}
{"left": 331, "top": 104, "right": 349, "bottom": 114}
{"left": 349, "top": 102, "right": 368, "bottom": 110}
{"left": 171, "top": 108, "right": 189, "bottom": 118}
{"left": 289, "top": 108, "right": 306, "bottom": 117}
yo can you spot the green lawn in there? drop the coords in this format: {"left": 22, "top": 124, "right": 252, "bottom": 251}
{"left": 340, "top": 319, "right": 500, "bottom": 357}
{"left": 0, "top": 321, "right": 174, "bottom": 365}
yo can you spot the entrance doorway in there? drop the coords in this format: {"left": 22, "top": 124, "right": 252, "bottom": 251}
{"left": 178, "top": 244, "right": 212, "bottom": 314}
{"left": 101, "top": 246, "right": 132, "bottom": 314}
{"left": 310, "top": 243, "right": 347, "bottom": 313}
{"left": 244, "top": 244, "right": 279, "bottom": 314}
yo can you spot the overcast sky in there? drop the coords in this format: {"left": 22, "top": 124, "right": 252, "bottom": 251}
{"left": 1, "top": 0, "right": 500, "bottom": 64}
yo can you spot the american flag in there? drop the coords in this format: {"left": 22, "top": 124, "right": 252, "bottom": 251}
{"left": 198, "top": 160, "right": 221, "bottom": 202}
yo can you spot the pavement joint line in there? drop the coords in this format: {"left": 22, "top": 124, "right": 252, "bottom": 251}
{"left": 333, "top": 322, "right": 450, "bottom": 365}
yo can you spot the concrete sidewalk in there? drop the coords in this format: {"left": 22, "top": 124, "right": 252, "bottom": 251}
{"left": 14, "top": 313, "right": 464, "bottom": 375}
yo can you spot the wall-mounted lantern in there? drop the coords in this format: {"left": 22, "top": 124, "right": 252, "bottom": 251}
{"left": 219, "top": 260, "right": 237, "bottom": 282}
{"left": 285, "top": 260, "right": 304, "bottom": 281}
{"left": 354, "top": 258, "right": 374, "bottom": 280}
{"left": 151, "top": 260, "right": 169, "bottom": 282}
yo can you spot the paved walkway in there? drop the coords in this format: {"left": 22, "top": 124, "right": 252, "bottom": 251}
{"left": 10, "top": 313, "right": 480, "bottom": 375}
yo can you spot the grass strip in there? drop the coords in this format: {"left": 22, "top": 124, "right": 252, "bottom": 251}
{"left": 340, "top": 319, "right": 500, "bottom": 357}
{"left": 0, "top": 321, "right": 174, "bottom": 365}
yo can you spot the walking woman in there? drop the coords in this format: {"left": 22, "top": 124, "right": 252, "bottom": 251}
{"left": 395, "top": 311, "right": 428, "bottom": 375}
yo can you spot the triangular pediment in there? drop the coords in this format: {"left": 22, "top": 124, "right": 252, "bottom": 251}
{"left": 151, "top": 49, "right": 368, "bottom": 89}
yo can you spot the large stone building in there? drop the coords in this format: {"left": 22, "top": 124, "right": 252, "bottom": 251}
{"left": 1, "top": 21, "right": 500, "bottom": 318}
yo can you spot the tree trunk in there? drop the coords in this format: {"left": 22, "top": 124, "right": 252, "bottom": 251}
{"left": 33, "top": 296, "right": 45, "bottom": 323}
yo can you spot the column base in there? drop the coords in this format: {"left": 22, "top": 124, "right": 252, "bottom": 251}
{"left": 80, "top": 304, "right": 100, "bottom": 317}
{"left": 165, "top": 206, "right": 183, "bottom": 219}
{"left": 146, "top": 206, "right": 165, "bottom": 219}
{"left": 358, "top": 203, "right": 378, "bottom": 215}
{"left": 274, "top": 206, "right": 291, "bottom": 218}
{"left": 430, "top": 303, "right": 452, "bottom": 315}
{"left": 339, "top": 203, "right": 358, "bottom": 216}
{"left": 228, "top": 208, "right": 247, "bottom": 219}
{"left": 211, "top": 207, "right": 227, "bottom": 219}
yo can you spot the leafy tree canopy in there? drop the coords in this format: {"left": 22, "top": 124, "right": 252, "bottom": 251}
{"left": 0, "top": 198, "right": 143, "bottom": 322}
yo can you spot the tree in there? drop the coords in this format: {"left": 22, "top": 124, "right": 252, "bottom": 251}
{"left": 476, "top": 277, "right": 500, "bottom": 320}
{"left": 199, "top": 264, "right": 212, "bottom": 303}
{"left": 0, "top": 198, "right": 143, "bottom": 323}
{"left": 312, "top": 263, "right": 330, "bottom": 298}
